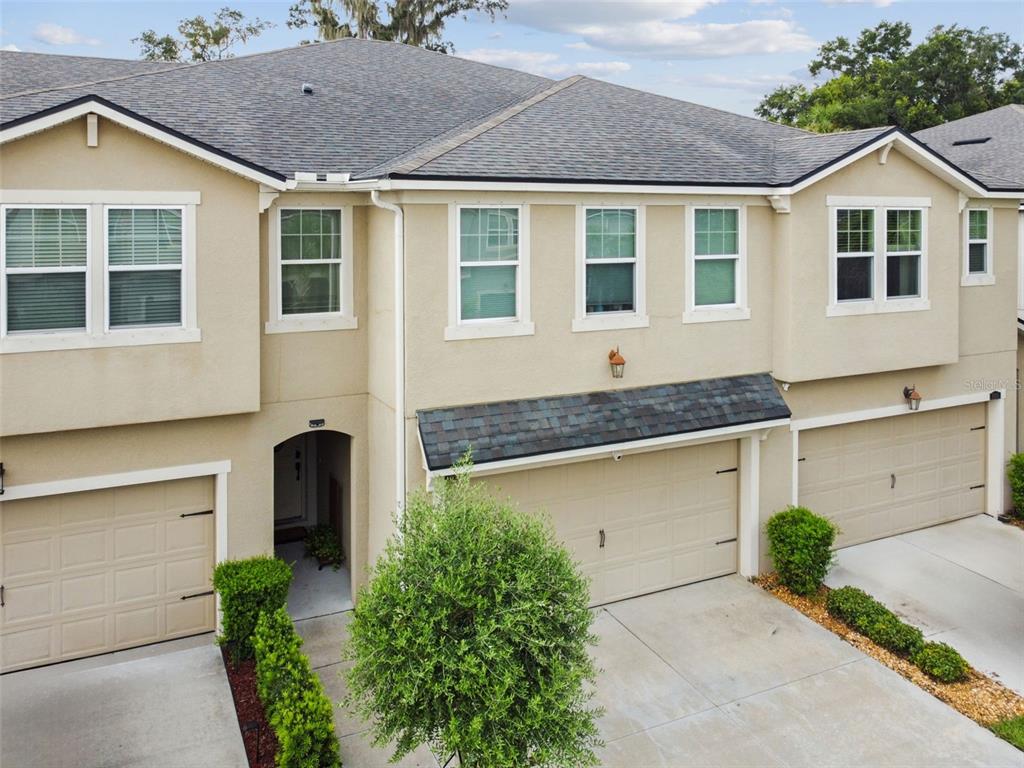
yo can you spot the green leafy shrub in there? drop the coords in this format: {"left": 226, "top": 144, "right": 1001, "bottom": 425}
{"left": 990, "top": 715, "right": 1024, "bottom": 751}
{"left": 254, "top": 608, "right": 341, "bottom": 768}
{"left": 1007, "top": 453, "right": 1024, "bottom": 513}
{"left": 304, "top": 524, "right": 345, "bottom": 570}
{"left": 766, "top": 506, "right": 839, "bottom": 595}
{"left": 913, "top": 641, "right": 969, "bottom": 683}
{"left": 345, "top": 461, "right": 602, "bottom": 768}
{"left": 212, "top": 556, "right": 292, "bottom": 659}
{"left": 826, "top": 586, "right": 924, "bottom": 656}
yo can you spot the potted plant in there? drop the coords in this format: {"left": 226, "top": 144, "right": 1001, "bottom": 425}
{"left": 303, "top": 525, "right": 345, "bottom": 571}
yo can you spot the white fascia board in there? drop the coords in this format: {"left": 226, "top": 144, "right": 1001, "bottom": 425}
{"left": 789, "top": 390, "right": 1002, "bottom": 432}
{"left": 427, "top": 418, "right": 791, "bottom": 478}
{"left": 1, "top": 101, "right": 287, "bottom": 191}
{"left": 376, "top": 178, "right": 781, "bottom": 196}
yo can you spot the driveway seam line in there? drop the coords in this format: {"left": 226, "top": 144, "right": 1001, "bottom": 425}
{"left": 601, "top": 606, "right": 710, "bottom": 694}
{"left": 713, "top": 655, "right": 865, "bottom": 707}
{"left": 896, "top": 531, "right": 1021, "bottom": 594}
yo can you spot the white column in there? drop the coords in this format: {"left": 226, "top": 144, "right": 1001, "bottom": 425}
{"left": 790, "top": 429, "right": 800, "bottom": 507}
{"left": 738, "top": 435, "right": 760, "bottom": 577}
{"left": 986, "top": 394, "right": 1005, "bottom": 516}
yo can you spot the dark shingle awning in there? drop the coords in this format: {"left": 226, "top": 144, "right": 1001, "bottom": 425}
{"left": 417, "top": 373, "right": 790, "bottom": 472}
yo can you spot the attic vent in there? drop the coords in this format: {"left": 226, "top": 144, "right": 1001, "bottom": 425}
{"left": 951, "top": 137, "right": 991, "bottom": 146}
{"left": 301, "top": 83, "right": 314, "bottom": 95}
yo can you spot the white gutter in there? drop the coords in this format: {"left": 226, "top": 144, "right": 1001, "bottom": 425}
{"left": 370, "top": 190, "right": 407, "bottom": 526}
{"left": 424, "top": 418, "right": 791, "bottom": 479}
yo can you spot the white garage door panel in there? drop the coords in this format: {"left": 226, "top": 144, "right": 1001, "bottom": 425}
{"left": 799, "top": 404, "right": 985, "bottom": 548}
{"left": 484, "top": 441, "right": 738, "bottom": 606}
{"left": 1, "top": 477, "right": 215, "bottom": 672}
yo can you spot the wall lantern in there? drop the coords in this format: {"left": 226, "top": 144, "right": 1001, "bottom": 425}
{"left": 903, "top": 386, "right": 922, "bottom": 411}
{"left": 608, "top": 348, "right": 626, "bottom": 379}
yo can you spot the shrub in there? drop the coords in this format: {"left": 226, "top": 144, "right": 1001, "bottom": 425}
{"left": 990, "top": 715, "right": 1024, "bottom": 750}
{"left": 1007, "top": 453, "right": 1024, "bottom": 513}
{"left": 766, "top": 506, "right": 839, "bottom": 595}
{"left": 345, "top": 461, "right": 601, "bottom": 768}
{"left": 304, "top": 524, "right": 345, "bottom": 570}
{"left": 913, "top": 641, "right": 969, "bottom": 683}
{"left": 212, "top": 556, "right": 292, "bottom": 659}
{"left": 826, "top": 586, "right": 924, "bottom": 656}
{"left": 254, "top": 608, "right": 341, "bottom": 768}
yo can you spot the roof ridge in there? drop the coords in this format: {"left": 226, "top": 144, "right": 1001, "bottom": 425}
{"left": 0, "top": 60, "right": 199, "bottom": 100}
{"left": 384, "top": 75, "right": 585, "bottom": 176}
{"left": 773, "top": 125, "right": 895, "bottom": 143}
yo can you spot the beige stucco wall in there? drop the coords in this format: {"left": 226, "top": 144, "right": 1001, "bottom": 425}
{"left": 0, "top": 117, "right": 261, "bottom": 435}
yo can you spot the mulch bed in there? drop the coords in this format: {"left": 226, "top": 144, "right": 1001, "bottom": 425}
{"left": 221, "top": 647, "right": 279, "bottom": 768}
{"left": 755, "top": 574, "right": 1024, "bottom": 728}
{"left": 998, "top": 512, "right": 1024, "bottom": 532}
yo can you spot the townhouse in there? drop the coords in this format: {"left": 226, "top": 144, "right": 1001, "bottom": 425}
{"left": 0, "top": 40, "right": 1020, "bottom": 672}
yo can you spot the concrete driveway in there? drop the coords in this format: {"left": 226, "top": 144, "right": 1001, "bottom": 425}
{"left": 0, "top": 634, "right": 246, "bottom": 768}
{"left": 827, "top": 514, "right": 1024, "bottom": 696}
{"left": 303, "top": 574, "right": 1020, "bottom": 768}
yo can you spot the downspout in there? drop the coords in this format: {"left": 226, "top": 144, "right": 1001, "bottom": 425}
{"left": 370, "top": 190, "right": 407, "bottom": 527}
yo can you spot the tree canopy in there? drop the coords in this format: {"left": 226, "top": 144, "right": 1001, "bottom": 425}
{"left": 287, "top": 0, "right": 508, "bottom": 52}
{"left": 344, "top": 461, "right": 602, "bottom": 768}
{"left": 134, "top": 7, "right": 273, "bottom": 62}
{"left": 756, "top": 23, "right": 1024, "bottom": 133}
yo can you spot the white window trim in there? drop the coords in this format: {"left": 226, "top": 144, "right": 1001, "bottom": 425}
{"left": 573, "top": 204, "right": 648, "bottom": 333}
{"left": 266, "top": 206, "right": 357, "bottom": 334}
{"left": 962, "top": 206, "right": 995, "bottom": 286}
{"left": 827, "top": 202, "right": 930, "bottom": 317}
{"left": 0, "top": 196, "right": 201, "bottom": 354}
{"left": 683, "top": 204, "right": 750, "bottom": 324}
{"left": 445, "top": 203, "right": 534, "bottom": 341}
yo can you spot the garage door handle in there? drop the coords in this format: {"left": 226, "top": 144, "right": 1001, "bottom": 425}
{"left": 180, "top": 509, "right": 214, "bottom": 518}
{"left": 1, "top": 584, "right": 4, "bottom": 608}
{"left": 180, "top": 590, "right": 214, "bottom": 601}
{"left": 599, "top": 529, "right": 605, "bottom": 549}
{"left": 891, "top": 474, "right": 896, "bottom": 489}
{"left": 715, "top": 537, "right": 737, "bottom": 546}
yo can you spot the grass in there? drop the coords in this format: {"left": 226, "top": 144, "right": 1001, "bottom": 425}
{"left": 991, "top": 715, "right": 1024, "bottom": 751}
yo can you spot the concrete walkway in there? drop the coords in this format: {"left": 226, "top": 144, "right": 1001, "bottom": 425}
{"left": 0, "top": 634, "right": 246, "bottom": 768}
{"left": 828, "top": 514, "right": 1024, "bottom": 695}
{"left": 301, "top": 574, "right": 1020, "bottom": 767}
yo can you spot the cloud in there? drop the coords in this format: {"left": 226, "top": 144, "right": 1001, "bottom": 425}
{"left": 32, "top": 22, "right": 100, "bottom": 46}
{"left": 822, "top": 0, "right": 895, "bottom": 6}
{"left": 460, "top": 48, "right": 630, "bottom": 78}
{"left": 509, "top": 1, "right": 719, "bottom": 32}
{"left": 487, "top": 32, "right": 503, "bottom": 39}
{"left": 1, "top": 43, "right": 21, "bottom": 52}
{"left": 673, "top": 72, "right": 803, "bottom": 92}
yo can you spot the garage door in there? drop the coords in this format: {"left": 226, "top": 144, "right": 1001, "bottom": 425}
{"left": 483, "top": 440, "right": 738, "bottom": 606}
{"left": 799, "top": 404, "right": 985, "bottom": 548}
{"left": 1, "top": 476, "right": 216, "bottom": 672}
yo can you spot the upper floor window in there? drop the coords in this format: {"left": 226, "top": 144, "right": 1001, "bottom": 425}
{"left": 827, "top": 196, "right": 930, "bottom": 316}
{"left": 573, "top": 206, "right": 647, "bottom": 332}
{"left": 2, "top": 206, "right": 88, "bottom": 334}
{"left": 445, "top": 204, "right": 532, "bottom": 340}
{"left": 684, "top": 206, "right": 749, "bottom": 323}
{"left": 267, "top": 207, "right": 355, "bottom": 334}
{"left": 107, "top": 207, "right": 183, "bottom": 328}
{"left": 963, "top": 208, "right": 994, "bottom": 286}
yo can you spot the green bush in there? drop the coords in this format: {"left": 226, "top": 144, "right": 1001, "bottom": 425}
{"left": 990, "top": 715, "right": 1024, "bottom": 751}
{"left": 1007, "top": 453, "right": 1024, "bottom": 513}
{"left": 212, "top": 556, "right": 292, "bottom": 659}
{"left": 826, "top": 586, "right": 924, "bottom": 656}
{"left": 913, "top": 641, "right": 969, "bottom": 683}
{"left": 254, "top": 608, "right": 341, "bottom": 768}
{"left": 345, "top": 461, "right": 601, "bottom": 768}
{"left": 766, "top": 506, "right": 839, "bottom": 595}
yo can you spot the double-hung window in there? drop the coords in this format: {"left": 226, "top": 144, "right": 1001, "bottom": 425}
{"left": 268, "top": 207, "right": 355, "bottom": 333}
{"left": 446, "top": 205, "right": 532, "bottom": 340}
{"left": 963, "top": 208, "right": 994, "bottom": 285}
{"left": 828, "top": 197, "right": 929, "bottom": 316}
{"left": 685, "top": 206, "right": 749, "bottom": 322}
{"left": 573, "top": 206, "right": 647, "bottom": 331}
{"left": 2, "top": 206, "right": 88, "bottom": 334}
{"left": 106, "top": 207, "right": 184, "bottom": 328}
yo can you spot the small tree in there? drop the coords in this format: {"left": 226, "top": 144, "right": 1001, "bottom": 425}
{"left": 134, "top": 7, "right": 274, "bottom": 62}
{"left": 344, "top": 462, "right": 601, "bottom": 767}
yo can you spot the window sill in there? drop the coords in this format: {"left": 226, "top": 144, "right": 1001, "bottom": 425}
{"left": 445, "top": 321, "right": 535, "bottom": 341}
{"left": 265, "top": 316, "right": 359, "bottom": 334}
{"left": 826, "top": 298, "right": 930, "bottom": 317}
{"left": 961, "top": 274, "right": 995, "bottom": 287}
{"left": 0, "top": 327, "right": 201, "bottom": 354}
{"left": 572, "top": 314, "right": 649, "bottom": 333}
{"left": 683, "top": 307, "right": 751, "bottom": 324}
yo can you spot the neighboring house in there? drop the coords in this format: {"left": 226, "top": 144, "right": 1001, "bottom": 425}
{"left": 915, "top": 104, "right": 1024, "bottom": 447}
{"left": 0, "top": 40, "right": 1021, "bottom": 673}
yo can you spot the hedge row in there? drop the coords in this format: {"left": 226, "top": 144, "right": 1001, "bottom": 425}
{"left": 254, "top": 608, "right": 342, "bottom": 768}
{"left": 826, "top": 586, "right": 968, "bottom": 683}
{"left": 212, "top": 556, "right": 293, "bottom": 660}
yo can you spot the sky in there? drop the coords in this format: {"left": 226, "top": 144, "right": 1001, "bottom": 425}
{"left": 1, "top": 1, "right": 1021, "bottom": 116}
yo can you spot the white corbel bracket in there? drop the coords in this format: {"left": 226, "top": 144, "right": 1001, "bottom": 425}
{"left": 878, "top": 141, "right": 894, "bottom": 165}
{"left": 258, "top": 184, "right": 280, "bottom": 213}
{"left": 958, "top": 191, "right": 969, "bottom": 213}
{"left": 767, "top": 194, "right": 791, "bottom": 214}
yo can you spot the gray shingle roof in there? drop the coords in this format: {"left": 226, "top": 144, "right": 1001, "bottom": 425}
{"left": 914, "top": 105, "right": 1024, "bottom": 190}
{"left": 769, "top": 126, "right": 894, "bottom": 185}
{"left": 0, "top": 52, "right": 179, "bottom": 96}
{"left": 417, "top": 373, "right": 790, "bottom": 471}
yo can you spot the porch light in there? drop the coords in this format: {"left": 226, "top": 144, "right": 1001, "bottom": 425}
{"left": 903, "top": 386, "right": 922, "bottom": 411}
{"left": 609, "top": 348, "right": 626, "bottom": 379}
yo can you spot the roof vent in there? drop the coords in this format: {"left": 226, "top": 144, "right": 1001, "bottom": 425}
{"left": 951, "top": 137, "right": 990, "bottom": 146}
{"left": 301, "top": 83, "right": 314, "bottom": 95}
